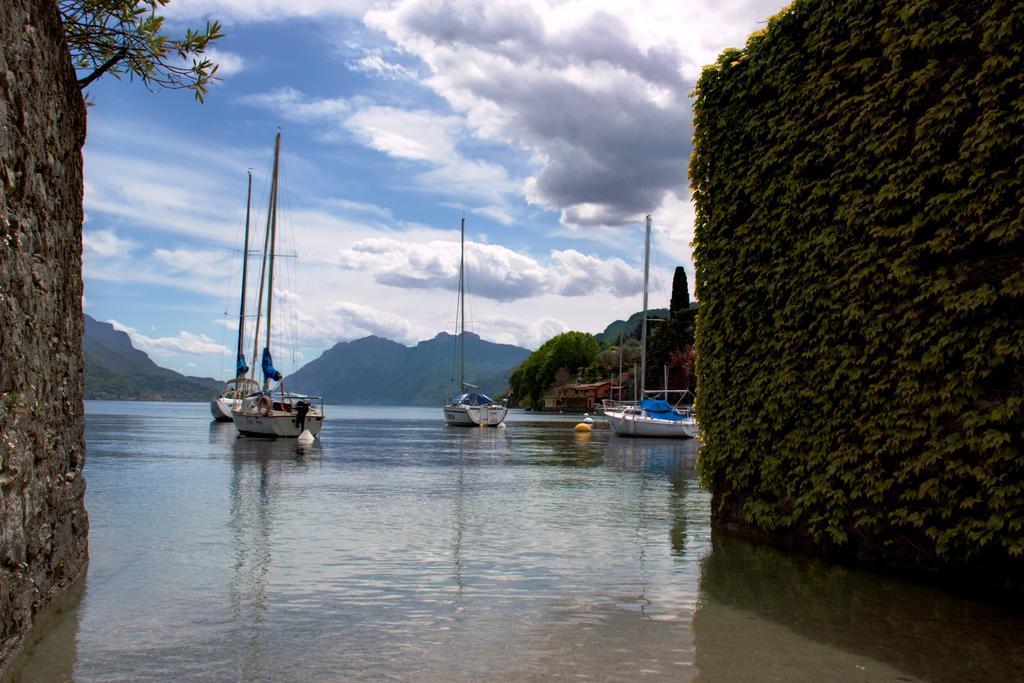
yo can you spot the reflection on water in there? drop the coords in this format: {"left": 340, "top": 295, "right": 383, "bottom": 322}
{"left": 5, "top": 402, "right": 1024, "bottom": 681}
{"left": 694, "top": 535, "right": 1024, "bottom": 682}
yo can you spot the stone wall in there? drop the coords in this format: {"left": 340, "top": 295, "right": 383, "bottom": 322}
{"left": 0, "top": 0, "right": 88, "bottom": 670}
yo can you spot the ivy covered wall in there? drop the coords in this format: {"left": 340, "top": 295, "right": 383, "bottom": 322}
{"left": 691, "top": 0, "right": 1023, "bottom": 589}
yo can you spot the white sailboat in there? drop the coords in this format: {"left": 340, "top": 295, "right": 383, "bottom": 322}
{"left": 603, "top": 215, "right": 698, "bottom": 439}
{"left": 231, "top": 133, "right": 326, "bottom": 439}
{"left": 212, "top": 171, "right": 261, "bottom": 421}
{"left": 443, "top": 218, "right": 508, "bottom": 427}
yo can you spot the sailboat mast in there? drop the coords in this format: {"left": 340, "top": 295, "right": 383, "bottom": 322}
{"left": 250, "top": 175, "right": 273, "bottom": 382}
{"left": 236, "top": 171, "right": 252, "bottom": 376}
{"left": 459, "top": 217, "right": 465, "bottom": 392}
{"left": 640, "top": 214, "right": 651, "bottom": 399}
{"left": 249, "top": 134, "right": 280, "bottom": 385}
{"left": 265, "top": 132, "right": 281, "bottom": 358}
{"left": 618, "top": 332, "right": 623, "bottom": 402}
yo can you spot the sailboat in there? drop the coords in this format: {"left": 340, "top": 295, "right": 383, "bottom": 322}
{"left": 442, "top": 218, "right": 509, "bottom": 427}
{"left": 211, "top": 171, "right": 261, "bottom": 421}
{"left": 603, "top": 215, "right": 698, "bottom": 438}
{"left": 231, "top": 133, "right": 325, "bottom": 438}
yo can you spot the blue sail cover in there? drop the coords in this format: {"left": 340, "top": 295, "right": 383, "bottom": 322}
{"left": 261, "top": 347, "right": 283, "bottom": 382}
{"left": 451, "top": 392, "right": 497, "bottom": 406}
{"left": 640, "top": 398, "right": 684, "bottom": 421}
{"left": 236, "top": 353, "right": 249, "bottom": 377}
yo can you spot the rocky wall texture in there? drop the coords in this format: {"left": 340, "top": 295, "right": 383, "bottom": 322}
{"left": 0, "top": 0, "right": 88, "bottom": 670}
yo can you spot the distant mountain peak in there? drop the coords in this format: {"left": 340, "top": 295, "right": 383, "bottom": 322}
{"left": 424, "top": 330, "right": 479, "bottom": 344}
{"left": 288, "top": 330, "right": 529, "bottom": 406}
{"left": 594, "top": 308, "right": 670, "bottom": 344}
{"left": 83, "top": 313, "right": 219, "bottom": 401}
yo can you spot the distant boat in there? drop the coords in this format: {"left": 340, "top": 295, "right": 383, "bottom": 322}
{"left": 603, "top": 215, "right": 697, "bottom": 439}
{"left": 212, "top": 171, "right": 261, "bottom": 421}
{"left": 443, "top": 218, "right": 508, "bottom": 427}
{"left": 231, "top": 133, "right": 326, "bottom": 438}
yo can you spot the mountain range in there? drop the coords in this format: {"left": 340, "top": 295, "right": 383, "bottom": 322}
{"left": 286, "top": 332, "right": 530, "bottom": 405}
{"left": 594, "top": 308, "right": 669, "bottom": 344}
{"left": 83, "top": 309, "right": 662, "bottom": 403}
{"left": 83, "top": 314, "right": 220, "bottom": 401}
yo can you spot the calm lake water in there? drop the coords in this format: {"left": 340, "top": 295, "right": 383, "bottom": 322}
{"left": 5, "top": 401, "right": 1024, "bottom": 681}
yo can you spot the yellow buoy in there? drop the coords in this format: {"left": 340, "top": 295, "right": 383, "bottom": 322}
{"left": 574, "top": 422, "right": 592, "bottom": 432}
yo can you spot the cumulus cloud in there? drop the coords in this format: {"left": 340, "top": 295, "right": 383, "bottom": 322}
{"left": 205, "top": 48, "right": 246, "bottom": 76}
{"left": 109, "top": 320, "right": 230, "bottom": 357}
{"left": 549, "top": 249, "right": 641, "bottom": 297}
{"left": 331, "top": 236, "right": 641, "bottom": 302}
{"left": 261, "top": 294, "right": 431, "bottom": 348}
{"left": 319, "top": 300, "right": 430, "bottom": 343}
{"left": 362, "top": 0, "right": 789, "bottom": 227}
{"left": 473, "top": 314, "right": 570, "bottom": 349}
{"left": 154, "top": 0, "right": 789, "bottom": 227}
{"left": 364, "top": 0, "right": 693, "bottom": 227}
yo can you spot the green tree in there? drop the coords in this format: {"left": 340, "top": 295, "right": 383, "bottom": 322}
{"left": 646, "top": 266, "right": 697, "bottom": 393}
{"left": 669, "top": 266, "right": 690, "bottom": 314}
{"left": 508, "top": 332, "right": 600, "bottom": 409}
{"left": 60, "top": 0, "right": 223, "bottom": 100}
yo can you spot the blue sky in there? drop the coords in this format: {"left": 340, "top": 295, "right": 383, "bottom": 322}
{"left": 80, "top": 0, "right": 788, "bottom": 379}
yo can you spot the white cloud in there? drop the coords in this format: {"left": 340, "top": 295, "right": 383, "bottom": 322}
{"left": 108, "top": 320, "right": 230, "bottom": 357}
{"left": 244, "top": 92, "right": 521, "bottom": 208}
{"left": 257, "top": 294, "right": 431, "bottom": 350}
{"left": 321, "top": 198, "right": 396, "bottom": 222}
{"left": 240, "top": 87, "right": 352, "bottom": 122}
{"left": 469, "top": 204, "right": 515, "bottom": 225}
{"left": 83, "top": 128, "right": 256, "bottom": 247}
{"left": 364, "top": 0, "right": 790, "bottom": 227}
{"left": 331, "top": 236, "right": 641, "bottom": 302}
{"left": 349, "top": 53, "right": 416, "bottom": 80}
{"left": 319, "top": 300, "right": 431, "bottom": 344}
{"left": 83, "top": 229, "right": 136, "bottom": 258}
{"left": 153, "top": 247, "right": 233, "bottom": 281}
{"left": 550, "top": 249, "right": 642, "bottom": 297}
{"left": 346, "top": 106, "right": 460, "bottom": 161}
{"left": 206, "top": 48, "right": 246, "bottom": 77}
{"left": 84, "top": 241, "right": 236, "bottom": 298}
{"left": 472, "top": 314, "right": 569, "bottom": 349}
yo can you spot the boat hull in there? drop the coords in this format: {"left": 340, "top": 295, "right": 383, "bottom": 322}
{"left": 444, "top": 405, "right": 476, "bottom": 426}
{"left": 466, "top": 404, "right": 509, "bottom": 426}
{"left": 210, "top": 397, "right": 235, "bottom": 422}
{"left": 605, "top": 411, "right": 697, "bottom": 438}
{"left": 444, "top": 403, "right": 507, "bottom": 426}
{"left": 232, "top": 411, "right": 324, "bottom": 438}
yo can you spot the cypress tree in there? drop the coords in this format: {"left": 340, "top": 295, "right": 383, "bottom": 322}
{"left": 669, "top": 266, "right": 689, "bottom": 315}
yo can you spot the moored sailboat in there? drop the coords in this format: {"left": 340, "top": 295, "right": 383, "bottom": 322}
{"left": 231, "top": 133, "right": 325, "bottom": 439}
{"left": 603, "top": 215, "right": 697, "bottom": 439}
{"left": 212, "top": 171, "right": 261, "bottom": 421}
{"left": 442, "top": 218, "right": 508, "bottom": 427}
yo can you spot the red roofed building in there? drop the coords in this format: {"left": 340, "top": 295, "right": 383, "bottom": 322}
{"left": 543, "top": 380, "right": 614, "bottom": 411}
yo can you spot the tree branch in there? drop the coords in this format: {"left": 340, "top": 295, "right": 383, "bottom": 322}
{"left": 77, "top": 47, "right": 127, "bottom": 89}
